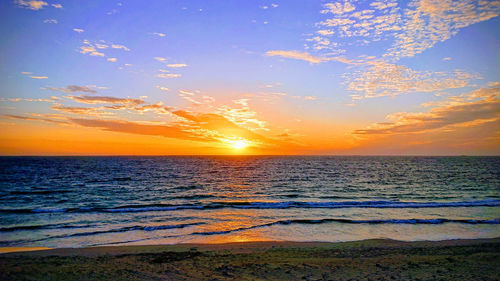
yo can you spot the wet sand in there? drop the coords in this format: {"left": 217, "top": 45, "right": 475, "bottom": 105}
{"left": 1, "top": 238, "right": 499, "bottom": 280}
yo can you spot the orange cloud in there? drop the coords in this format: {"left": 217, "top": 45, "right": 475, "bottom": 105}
{"left": 69, "top": 118, "right": 207, "bottom": 142}
{"left": 67, "top": 95, "right": 144, "bottom": 105}
{"left": 354, "top": 85, "right": 500, "bottom": 135}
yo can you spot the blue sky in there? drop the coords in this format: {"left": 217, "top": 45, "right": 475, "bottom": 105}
{"left": 1, "top": 0, "right": 499, "bottom": 155}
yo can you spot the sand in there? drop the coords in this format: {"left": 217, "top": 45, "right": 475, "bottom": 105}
{"left": 1, "top": 238, "right": 499, "bottom": 280}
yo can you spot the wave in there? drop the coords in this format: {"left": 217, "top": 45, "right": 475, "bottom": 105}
{"left": 9, "top": 190, "right": 70, "bottom": 195}
{"left": 190, "top": 218, "right": 500, "bottom": 236}
{"left": 0, "top": 223, "right": 96, "bottom": 232}
{"left": 3, "top": 218, "right": 498, "bottom": 246}
{"left": 0, "top": 222, "right": 204, "bottom": 245}
{"left": 62, "top": 222, "right": 204, "bottom": 238}
{"left": 1, "top": 199, "right": 498, "bottom": 214}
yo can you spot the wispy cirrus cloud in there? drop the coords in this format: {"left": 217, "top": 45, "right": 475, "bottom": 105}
{"left": 30, "top": 75, "right": 48, "bottom": 79}
{"left": 266, "top": 50, "right": 331, "bottom": 64}
{"left": 156, "top": 86, "right": 169, "bottom": 91}
{"left": 51, "top": 105, "right": 110, "bottom": 116}
{"left": 111, "top": 44, "right": 130, "bottom": 51}
{"left": 3, "top": 97, "right": 58, "bottom": 103}
{"left": 66, "top": 95, "right": 144, "bottom": 106}
{"left": 4, "top": 114, "right": 70, "bottom": 125}
{"left": 167, "top": 63, "right": 188, "bottom": 68}
{"left": 21, "top": 72, "right": 48, "bottom": 79}
{"left": 46, "top": 85, "right": 97, "bottom": 94}
{"left": 157, "top": 73, "right": 181, "bottom": 79}
{"left": 215, "top": 99, "right": 268, "bottom": 131}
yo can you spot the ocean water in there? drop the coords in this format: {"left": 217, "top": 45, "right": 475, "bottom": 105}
{"left": 0, "top": 156, "right": 499, "bottom": 248}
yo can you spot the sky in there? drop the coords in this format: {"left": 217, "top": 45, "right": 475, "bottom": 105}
{"left": 0, "top": 0, "right": 499, "bottom": 155}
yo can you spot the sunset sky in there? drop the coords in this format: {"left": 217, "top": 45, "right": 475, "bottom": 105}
{"left": 1, "top": 0, "right": 499, "bottom": 155}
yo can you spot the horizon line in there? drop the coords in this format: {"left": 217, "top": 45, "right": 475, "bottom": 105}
{"left": 1, "top": 154, "right": 499, "bottom": 157}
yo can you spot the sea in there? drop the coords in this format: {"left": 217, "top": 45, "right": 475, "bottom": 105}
{"left": 0, "top": 156, "right": 499, "bottom": 248}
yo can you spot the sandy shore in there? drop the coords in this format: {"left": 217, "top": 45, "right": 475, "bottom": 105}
{"left": 1, "top": 238, "right": 499, "bottom": 280}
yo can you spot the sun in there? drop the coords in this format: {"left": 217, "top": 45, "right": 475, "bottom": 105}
{"left": 231, "top": 139, "right": 249, "bottom": 150}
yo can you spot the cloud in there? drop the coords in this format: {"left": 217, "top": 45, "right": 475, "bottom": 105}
{"left": 73, "top": 28, "right": 84, "bottom": 33}
{"left": 111, "top": 44, "right": 130, "bottom": 51}
{"left": 62, "top": 109, "right": 277, "bottom": 147}
{"left": 5, "top": 97, "right": 58, "bottom": 103}
{"left": 69, "top": 118, "right": 208, "bottom": 142}
{"left": 353, "top": 85, "right": 500, "bottom": 135}
{"left": 266, "top": 50, "right": 331, "bottom": 64}
{"left": 6, "top": 96, "right": 288, "bottom": 149}
{"left": 345, "top": 60, "right": 474, "bottom": 98}
{"left": 169, "top": 111, "right": 272, "bottom": 143}
{"left": 304, "top": 96, "right": 318, "bottom": 100}
{"left": 152, "top": 32, "right": 166, "bottom": 37}
{"left": 80, "top": 45, "right": 104, "bottom": 56}
{"left": 51, "top": 3, "right": 62, "bottom": 8}
{"left": 46, "top": 85, "right": 97, "bottom": 94}
{"left": 157, "top": 73, "right": 181, "bottom": 79}
{"left": 321, "top": 2, "right": 355, "bottom": 15}
{"left": 178, "top": 90, "right": 202, "bottom": 105}
{"left": 167, "top": 63, "right": 188, "bottom": 68}
{"left": 317, "top": 29, "right": 334, "bottom": 36}
{"left": 318, "top": 4, "right": 400, "bottom": 40}
{"left": 179, "top": 90, "right": 194, "bottom": 96}
{"left": 303, "top": 0, "right": 500, "bottom": 63}
{"left": 214, "top": 99, "right": 268, "bottom": 130}
{"left": 387, "top": 0, "right": 500, "bottom": 58}
{"left": 132, "top": 102, "right": 170, "bottom": 114}
{"left": 154, "top": 57, "right": 166, "bottom": 62}
{"left": 4, "top": 114, "right": 69, "bottom": 125}
{"left": 15, "top": 0, "right": 47, "bottom": 10}
{"left": 67, "top": 95, "right": 144, "bottom": 106}
{"left": 51, "top": 105, "right": 109, "bottom": 116}
{"left": 21, "top": 72, "right": 48, "bottom": 79}
{"left": 43, "top": 19, "right": 57, "bottom": 24}
{"left": 107, "top": 58, "right": 117, "bottom": 62}
{"left": 156, "top": 86, "right": 169, "bottom": 91}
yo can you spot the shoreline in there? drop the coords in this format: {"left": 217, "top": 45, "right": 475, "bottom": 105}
{"left": 2, "top": 237, "right": 499, "bottom": 255}
{"left": 2, "top": 238, "right": 499, "bottom": 280}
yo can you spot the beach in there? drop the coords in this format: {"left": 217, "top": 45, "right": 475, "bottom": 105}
{"left": 1, "top": 238, "right": 499, "bottom": 280}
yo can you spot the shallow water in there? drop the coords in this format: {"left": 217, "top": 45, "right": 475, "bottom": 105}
{"left": 1, "top": 156, "right": 499, "bottom": 247}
